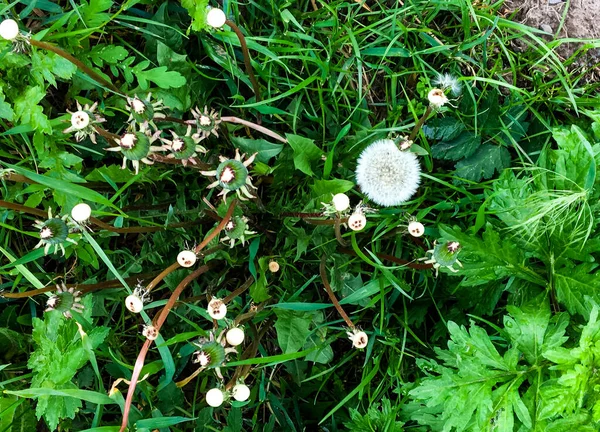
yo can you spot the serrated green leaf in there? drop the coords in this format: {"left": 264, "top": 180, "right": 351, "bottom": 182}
{"left": 454, "top": 144, "right": 511, "bottom": 182}
{"left": 423, "top": 116, "right": 465, "bottom": 141}
{"left": 231, "top": 136, "right": 284, "bottom": 163}
{"left": 431, "top": 132, "right": 481, "bottom": 161}
{"left": 286, "top": 134, "right": 323, "bottom": 177}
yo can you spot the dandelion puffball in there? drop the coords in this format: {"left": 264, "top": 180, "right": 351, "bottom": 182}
{"left": 332, "top": 193, "right": 350, "bottom": 212}
{"left": 71, "top": 203, "right": 92, "bottom": 222}
{"left": 207, "top": 298, "right": 227, "bottom": 320}
{"left": 355, "top": 139, "right": 421, "bottom": 207}
{"left": 205, "top": 388, "right": 224, "bottom": 407}
{"left": 206, "top": 8, "right": 226, "bottom": 28}
{"left": 232, "top": 384, "right": 251, "bottom": 402}
{"left": 347, "top": 213, "right": 366, "bottom": 231}
{"left": 0, "top": 19, "right": 19, "bottom": 40}
{"left": 177, "top": 250, "right": 197, "bottom": 268}
{"left": 226, "top": 327, "right": 245, "bottom": 346}
{"left": 408, "top": 221, "right": 425, "bottom": 237}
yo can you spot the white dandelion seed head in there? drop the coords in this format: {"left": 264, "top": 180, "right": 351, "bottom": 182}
{"left": 268, "top": 260, "right": 280, "bottom": 273}
{"left": 71, "top": 203, "right": 92, "bottom": 222}
{"left": 355, "top": 139, "right": 421, "bottom": 207}
{"left": 232, "top": 384, "right": 251, "bottom": 402}
{"left": 0, "top": 19, "right": 19, "bottom": 41}
{"left": 331, "top": 193, "right": 350, "bottom": 212}
{"left": 70, "top": 111, "right": 90, "bottom": 130}
{"left": 428, "top": 89, "right": 449, "bottom": 108}
{"left": 433, "top": 73, "right": 462, "bottom": 96}
{"left": 408, "top": 221, "right": 425, "bottom": 237}
{"left": 206, "top": 8, "right": 226, "bottom": 28}
{"left": 205, "top": 388, "right": 224, "bottom": 407}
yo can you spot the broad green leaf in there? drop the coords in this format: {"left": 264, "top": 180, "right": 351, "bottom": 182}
{"left": 310, "top": 178, "right": 354, "bottom": 198}
{"left": 553, "top": 264, "right": 600, "bottom": 318}
{"left": 431, "top": 132, "right": 481, "bottom": 161}
{"left": 12, "top": 86, "right": 51, "bottom": 134}
{"left": 136, "top": 416, "right": 195, "bottom": 428}
{"left": 286, "top": 134, "right": 323, "bottom": 176}
{"left": 274, "top": 310, "right": 312, "bottom": 354}
{"left": 423, "top": 116, "right": 465, "bottom": 141}
{"left": 454, "top": 144, "right": 511, "bottom": 182}
{"left": 231, "top": 137, "right": 283, "bottom": 163}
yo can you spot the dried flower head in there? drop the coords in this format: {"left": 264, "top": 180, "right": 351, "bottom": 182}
{"left": 188, "top": 106, "right": 222, "bottom": 139}
{"left": 177, "top": 250, "right": 198, "bottom": 268}
{"left": 221, "top": 216, "right": 256, "bottom": 248}
{"left": 161, "top": 125, "right": 207, "bottom": 166}
{"left": 142, "top": 325, "right": 159, "bottom": 341}
{"left": 355, "top": 139, "right": 421, "bottom": 207}
{"left": 408, "top": 220, "right": 425, "bottom": 237}
{"left": 207, "top": 297, "right": 227, "bottom": 320}
{"left": 125, "top": 283, "right": 150, "bottom": 313}
{"left": 126, "top": 93, "right": 166, "bottom": 130}
{"left": 63, "top": 101, "right": 106, "bottom": 144}
{"left": 194, "top": 351, "right": 211, "bottom": 366}
{"left": 347, "top": 328, "right": 369, "bottom": 349}
{"left": 419, "top": 241, "right": 463, "bottom": 276}
{"left": 33, "top": 208, "right": 78, "bottom": 255}
{"left": 106, "top": 126, "right": 165, "bottom": 174}
{"left": 268, "top": 260, "right": 280, "bottom": 273}
{"left": 428, "top": 88, "right": 449, "bottom": 109}
{"left": 433, "top": 73, "right": 462, "bottom": 96}
{"left": 45, "top": 283, "right": 84, "bottom": 318}
{"left": 201, "top": 149, "right": 257, "bottom": 201}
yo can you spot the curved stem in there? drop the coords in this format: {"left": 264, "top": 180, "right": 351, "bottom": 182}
{"left": 222, "top": 277, "right": 254, "bottom": 304}
{"left": 221, "top": 116, "right": 286, "bottom": 143}
{"left": 28, "top": 39, "right": 123, "bottom": 95}
{"left": 224, "top": 20, "right": 261, "bottom": 103}
{"left": 408, "top": 106, "right": 433, "bottom": 142}
{"left": 320, "top": 255, "right": 355, "bottom": 328}
{"left": 333, "top": 216, "right": 347, "bottom": 246}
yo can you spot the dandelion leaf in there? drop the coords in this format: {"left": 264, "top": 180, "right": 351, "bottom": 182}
{"left": 454, "top": 144, "right": 511, "bottom": 182}
{"left": 431, "top": 131, "right": 481, "bottom": 161}
{"left": 286, "top": 134, "right": 323, "bottom": 177}
{"left": 345, "top": 399, "right": 404, "bottom": 431}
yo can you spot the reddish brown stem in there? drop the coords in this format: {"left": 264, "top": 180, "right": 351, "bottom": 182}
{"left": 225, "top": 20, "right": 261, "bottom": 103}
{"left": 334, "top": 216, "right": 347, "bottom": 246}
{"left": 281, "top": 212, "right": 324, "bottom": 218}
{"left": 223, "top": 277, "right": 254, "bottom": 304}
{"left": 320, "top": 255, "right": 355, "bottom": 328}
{"left": 408, "top": 105, "right": 433, "bottom": 142}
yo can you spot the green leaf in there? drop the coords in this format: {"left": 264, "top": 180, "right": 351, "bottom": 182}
{"left": 310, "top": 179, "right": 354, "bottom": 198}
{"left": 89, "top": 44, "right": 128, "bottom": 66}
{"left": 12, "top": 86, "right": 51, "bottom": 134}
{"left": 230, "top": 137, "right": 284, "bottom": 163}
{"left": 133, "top": 61, "right": 186, "bottom": 90}
{"left": 423, "top": 116, "right": 465, "bottom": 141}
{"left": 274, "top": 310, "right": 312, "bottom": 354}
{"left": 5, "top": 388, "right": 115, "bottom": 406}
{"left": 180, "top": 0, "right": 210, "bottom": 31}
{"left": 431, "top": 132, "right": 481, "bottom": 161}
{"left": 286, "top": 134, "right": 323, "bottom": 177}
{"left": 553, "top": 263, "right": 600, "bottom": 318}
{"left": 136, "top": 416, "right": 195, "bottom": 428}
{"left": 454, "top": 144, "right": 511, "bottom": 182}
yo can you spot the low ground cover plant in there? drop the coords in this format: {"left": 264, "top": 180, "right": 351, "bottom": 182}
{"left": 1, "top": 0, "right": 600, "bottom": 430}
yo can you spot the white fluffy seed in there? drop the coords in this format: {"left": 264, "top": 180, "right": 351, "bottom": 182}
{"left": 71, "top": 203, "right": 92, "bottom": 222}
{"left": 232, "top": 384, "right": 251, "bottom": 402}
{"left": 177, "top": 250, "right": 197, "bottom": 268}
{"left": 125, "top": 294, "right": 144, "bottom": 313}
{"left": 206, "top": 8, "right": 226, "bottom": 28}
{"left": 0, "top": 19, "right": 19, "bottom": 41}
{"left": 408, "top": 221, "right": 425, "bottom": 237}
{"left": 205, "top": 388, "right": 224, "bottom": 407}
{"left": 332, "top": 193, "right": 350, "bottom": 212}
{"left": 427, "top": 88, "right": 449, "bottom": 108}
{"left": 226, "top": 327, "right": 245, "bottom": 346}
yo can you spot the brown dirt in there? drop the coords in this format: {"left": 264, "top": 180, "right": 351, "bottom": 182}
{"left": 504, "top": 0, "right": 600, "bottom": 68}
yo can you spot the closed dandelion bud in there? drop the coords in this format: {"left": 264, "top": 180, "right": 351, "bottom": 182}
{"left": 207, "top": 297, "right": 227, "bottom": 320}
{"left": 71, "top": 203, "right": 92, "bottom": 223}
{"left": 206, "top": 388, "right": 224, "bottom": 407}
{"left": 226, "top": 327, "right": 245, "bottom": 346}
{"left": 332, "top": 193, "right": 350, "bottom": 212}
{"left": 408, "top": 221, "right": 425, "bottom": 237}
{"left": 0, "top": 19, "right": 19, "bottom": 40}
{"left": 348, "top": 213, "right": 366, "bottom": 231}
{"left": 232, "top": 384, "right": 251, "bottom": 402}
{"left": 177, "top": 250, "right": 197, "bottom": 268}
{"left": 268, "top": 260, "right": 280, "bottom": 273}
{"left": 206, "top": 8, "right": 227, "bottom": 28}
{"left": 142, "top": 325, "right": 158, "bottom": 341}
{"left": 427, "top": 88, "right": 449, "bottom": 109}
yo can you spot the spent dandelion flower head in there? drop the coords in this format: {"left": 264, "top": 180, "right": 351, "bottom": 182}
{"left": 142, "top": 325, "right": 159, "bottom": 341}
{"left": 206, "top": 8, "right": 227, "bottom": 28}
{"left": 125, "top": 283, "right": 151, "bottom": 313}
{"left": 355, "top": 139, "right": 421, "bottom": 207}
{"left": 433, "top": 73, "right": 462, "bottom": 96}
{"left": 347, "top": 328, "right": 369, "bottom": 349}
{"left": 205, "top": 388, "right": 225, "bottom": 407}
{"left": 207, "top": 297, "right": 227, "bottom": 320}
{"left": 221, "top": 216, "right": 256, "bottom": 248}
{"left": 45, "top": 283, "right": 84, "bottom": 318}
{"left": 161, "top": 125, "right": 207, "bottom": 167}
{"left": 126, "top": 93, "right": 166, "bottom": 130}
{"left": 201, "top": 149, "right": 257, "bottom": 201}
{"left": 188, "top": 106, "right": 222, "bottom": 139}
{"left": 105, "top": 125, "right": 165, "bottom": 174}
{"left": 232, "top": 384, "right": 251, "bottom": 402}
{"left": 177, "top": 250, "right": 198, "bottom": 268}
{"left": 0, "top": 19, "right": 19, "bottom": 40}
{"left": 419, "top": 240, "right": 463, "bottom": 276}
{"left": 225, "top": 326, "right": 245, "bottom": 346}
{"left": 34, "top": 208, "right": 78, "bottom": 255}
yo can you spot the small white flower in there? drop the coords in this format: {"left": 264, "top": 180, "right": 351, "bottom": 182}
{"left": 71, "top": 203, "right": 92, "bottom": 223}
{"left": 207, "top": 297, "right": 227, "bottom": 320}
{"left": 226, "top": 327, "right": 245, "bottom": 346}
{"left": 348, "top": 213, "right": 366, "bottom": 231}
{"left": 428, "top": 88, "right": 449, "bottom": 109}
{"left": 206, "top": 8, "right": 227, "bottom": 28}
{"left": 177, "top": 250, "right": 197, "bottom": 268}
{"left": 408, "top": 221, "right": 425, "bottom": 237}
{"left": 142, "top": 325, "right": 158, "bottom": 341}
{"left": 332, "top": 193, "right": 350, "bottom": 212}
{"left": 206, "top": 388, "right": 224, "bottom": 407}
{"left": 433, "top": 73, "right": 462, "bottom": 96}
{"left": 355, "top": 139, "right": 421, "bottom": 207}
{"left": 0, "top": 19, "right": 19, "bottom": 41}
{"left": 232, "top": 384, "right": 251, "bottom": 402}
{"left": 347, "top": 329, "right": 369, "bottom": 349}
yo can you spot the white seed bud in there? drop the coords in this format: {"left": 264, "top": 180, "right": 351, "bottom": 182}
{"left": 232, "top": 384, "right": 251, "bottom": 402}
{"left": 348, "top": 330, "right": 368, "bottom": 349}
{"left": 71, "top": 203, "right": 92, "bottom": 222}
{"left": 268, "top": 261, "right": 280, "bottom": 273}
{"left": 207, "top": 298, "right": 227, "bottom": 320}
{"left": 205, "top": 388, "right": 224, "bottom": 407}
{"left": 226, "top": 327, "right": 245, "bottom": 346}
{"left": 125, "top": 294, "right": 144, "bottom": 313}
{"left": 332, "top": 193, "right": 350, "bottom": 212}
{"left": 347, "top": 213, "right": 366, "bottom": 231}
{"left": 0, "top": 19, "right": 19, "bottom": 41}
{"left": 408, "top": 221, "right": 425, "bottom": 237}
{"left": 70, "top": 111, "right": 90, "bottom": 130}
{"left": 206, "top": 8, "right": 226, "bottom": 28}
{"left": 142, "top": 325, "right": 158, "bottom": 341}
{"left": 177, "top": 250, "right": 197, "bottom": 268}
{"left": 428, "top": 88, "right": 449, "bottom": 108}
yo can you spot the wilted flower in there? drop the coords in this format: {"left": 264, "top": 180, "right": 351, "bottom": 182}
{"left": 355, "top": 139, "right": 421, "bottom": 207}
{"left": 347, "top": 328, "right": 369, "bottom": 349}
{"left": 33, "top": 208, "right": 78, "bottom": 255}
{"left": 45, "top": 283, "right": 84, "bottom": 318}
{"left": 63, "top": 101, "right": 106, "bottom": 144}
{"left": 207, "top": 297, "right": 227, "bottom": 320}
{"left": 188, "top": 106, "right": 222, "bottom": 139}
{"left": 194, "top": 351, "right": 211, "bottom": 366}
{"left": 419, "top": 241, "right": 463, "bottom": 276}
{"left": 221, "top": 216, "right": 256, "bottom": 248}
{"left": 428, "top": 88, "right": 449, "bottom": 109}
{"left": 161, "top": 125, "right": 207, "bottom": 166}
{"left": 105, "top": 126, "right": 165, "bottom": 174}
{"left": 201, "top": 149, "right": 257, "bottom": 201}
{"left": 126, "top": 93, "right": 166, "bottom": 130}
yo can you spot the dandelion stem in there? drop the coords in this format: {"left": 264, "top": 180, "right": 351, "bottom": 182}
{"left": 225, "top": 20, "right": 261, "bottom": 103}
{"left": 223, "top": 277, "right": 254, "bottom": 304}
{"left": 320, "top": 255, "right": 355, "bottom": 329}
{"left": 408, "top": 106, "right": 433, "bottom": 142}
{"left": 334, "top": 216, "right": 347, "bottom": 246}
{"left": 281, "top": 212, "right": 324, "bottom": 218}
{"left": 221, "top": 116, "right": 286, "bottom": 143}
{"left": 28, "top": 39, "right": 122, "bottom": 95}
